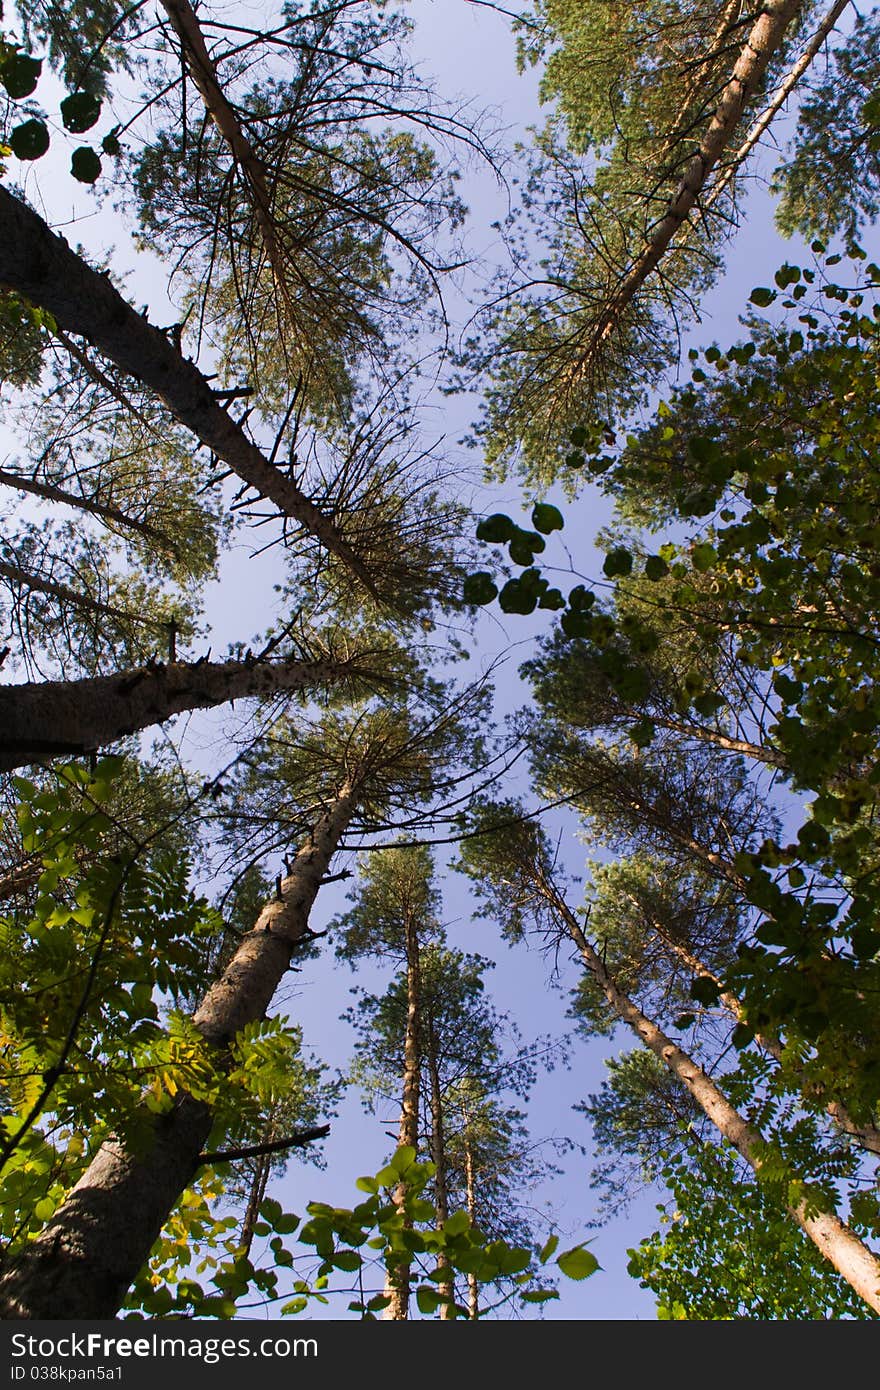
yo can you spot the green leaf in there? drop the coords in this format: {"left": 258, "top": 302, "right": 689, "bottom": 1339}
{"left": 101, "top": 131, "right": 121, "bottom": 156}
{"left": 862, "top": 91, "right": 880, "bottom": 127}
{"left": 690, "top": 975, "right": 721, "bottom": 1006}
{"left": 567, "top": 585, "right": 595, "bottom": 612}
{"left": 1, "top": 53, "right": 42, "bottom": 100}
{"left": 60, "top": 92, "right": 102, "bottom": 133}
{"left": 10, "top": 119, "right": 50, "bottom": 160}
{"left": 390, "top": 1144, "right": 416, "bottom": 1174}
{"left": 463, "top": 572, "right": 498, "bottom": 606}
{"left": 691, "top": 543, "right": 717, "bottom": 572}
{"left": 476, "top": 513, "right": 514, "bottom": 544}
{"left": 731, "top": 1023, "right": 754, "bottom": 1050}
{"left": 416, "top": 1286, "right": 442, "bottom": 1314}
{"left": 332, "top": 1250, "right": 361, "bottom": 1272}
{"left": 443, "top": 1210, "right": 471, "bottom": 1238}
{"left": 749, "top": 287, "right": 777, "bottom": 308}
{"left": 260, "top": 1196, "right": 282, "bottom": 1225}
{"left": 628, "top": 718, "right": 656, "bottom": 749}
{"left": 692, "top": 691, "right": 724, "bottom": 718}
{"left": 498, "top": 577, "right": 538, "bottom": 616}
{"left": 556, "top": 1245, "right": 599, "bottom": 1280}
{"left": 509, "top": 530, "right": 545, "bottom": 566}
{"left": 71, "top": 146, "right": 102, "bottom": 183}
{"left": 560, "top": 609, "right": 592, "bottom": 639}
{"left": 644, "top": 555, "right": 668, "bottom": 581}
{"left": 539, "top": 1233, "right": 559, "bottom": 1264}
{"left": 531, "top": 502, "right": 564, "bottom": 534}
{"left": 603, "top": 547, "right": 633, "bottom": 578}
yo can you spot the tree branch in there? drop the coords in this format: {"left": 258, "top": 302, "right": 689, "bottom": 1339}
{"left": 199, "top": 1124, "right": 331, "bottom": 1165}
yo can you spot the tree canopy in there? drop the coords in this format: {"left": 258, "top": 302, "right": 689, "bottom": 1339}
{"left": 1, "top": 0, "right": 879, "bottom": 1325}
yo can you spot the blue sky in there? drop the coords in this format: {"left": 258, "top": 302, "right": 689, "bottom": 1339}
{"left": 242, "top": 0, "right": 817, "bottom": 1322}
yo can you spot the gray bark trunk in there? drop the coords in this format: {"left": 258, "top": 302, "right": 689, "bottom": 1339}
{"left": 464, "top": 1139, "right": 479, "bottom": 1320}
{"left": 383, "top": 909, "right": 422, "bottom": 1320}
{"left": 544, "top": 880, "right": 880, "bottom": 1315}
{"left": 0, "top": 653, "right": 361, "bottom": 770}
{"left": 426, "top": 1019, "right": 454, "bottom": 1317}
{"left": 0, "top": 186, "right": 375, "bottom": 595}
{"left": 592, "top": 0, "right": 805, "bottom": 350}
{"left": 0, "top": 788, "right": 354, "bottom": 1318}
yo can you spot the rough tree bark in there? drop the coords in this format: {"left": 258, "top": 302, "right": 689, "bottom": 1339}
{"left": 426, "top": 1014, "right": 454, "bottom": 1318}
{"left": 0, "top": 186, "right": 376, "bottom": 596}
{"left": 0, "top": 786, "right": 356, "bottom": 1318}
{"left": 539, "top": 875, "right": 880, "bottom": 1315}
{"left": 383, "top": 905, "right": 422, "bottom": 1320}
{"left": 590, "top": 0, "right": 805, "bottom": 351}
{"left": 0, "top": 651, "right": 374, "bottom": 770}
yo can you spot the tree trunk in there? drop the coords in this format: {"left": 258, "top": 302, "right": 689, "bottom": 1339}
{"left": 158, "top": 0, "right": 295, "bottom": 323}
{"left": 0, "top": 466, "right": 175, "bottom": 552}
{"left": 0, "top": 652, "right": 367, "bottom": 771}
{"left": 464, "top": 1136, "right": 479, "bottom": 1320}
{"left": 591, "top": 0, "right": 805, "bottom": 351}
{"left": 383, "top": 908, "right": 422, "bottom": 1320}
{"left": 426, "top": 1017, "right": 454, "bottom": 1317}
{"left": 644, "top": 909, "right": 880, "bottom": 1159}
{"left": 238, "top": 1129, "right": 275, "bottom": 1261}
{"left": 0, "top": 787, "right": 355, "bottom": 1318}
{"left": 704, "top": 0, "right": 853, "bottom": 213}
{"left": 541, "top": 877, "right": 880, "bottom": 1316}
{"left": 0, "top": 558, "right": 154, "bottom": 632}
{"left": 0, "top": 186, "right": 375, "bottom": 596}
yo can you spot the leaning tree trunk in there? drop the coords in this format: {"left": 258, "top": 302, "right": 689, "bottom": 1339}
{"left": 540, "top": 877, "right": 880, "bottom": 1316}
{"left": 383, "top": 908, "right": 423, "bottom": 1320}
{"left": 590, "top": 0, "right": 805, "bottom": 353}
{"left": 645, "top": 909, "right": 880, "bottom": 1158}
{"left": 425, "top": 1015, "right": 454, "bottom": 1318}
{"left": 0, "top": 185, "right": 374, "bottom": 595}
{"left": 0, "top": 786, "right": 356, "bottom": 1318}
{"left": 0, "top": 652, "right": 367, "bottom": 771}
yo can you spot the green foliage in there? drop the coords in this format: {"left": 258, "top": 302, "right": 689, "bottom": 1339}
{"left": 463, "top": 0, "right": 820, "bottom": 481}
{"left": 628, "top": 1140, "right": 877, "bottom": 1320}
{"left": 0, "top": 759, "right": 223, "bottom": 1253}
{"left": 60, "top": 92, "right": 101, "bottom": 133}
{"left": 70, "top": 146, "right": 102, "bottom": 184}
{"left": 9, "top": 117, "right": 48, "bottom": 160}
{"left": 773, "top": 12, "right": 880, "bottom": 243}
{"left": 289, "top": 1151, "right": 593, "bottom": 1318}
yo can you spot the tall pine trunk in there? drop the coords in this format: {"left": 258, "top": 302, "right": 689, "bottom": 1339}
{"left": 426, "top": 1016, "right": 454, "bottom": 1317}
{"left": 463, "top": 1135, "right": 479, "bottom": 1320}
{"left": 592, "top": 0, "right": 804, "bottom": 351}
{"left": 0, "top": 787, "right": 355, "bottom": 1318}
{"left": 541, "top": 877, "right": 880, "bottom": 1315}
{"left": 1, "top": 655, "right": 362, "bottom": 771}
{"left": 0, "top": 186, "right": 373, "bottom": 594}
{"left": 383, "top": 908, "right": 422, "bottom": 1320}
